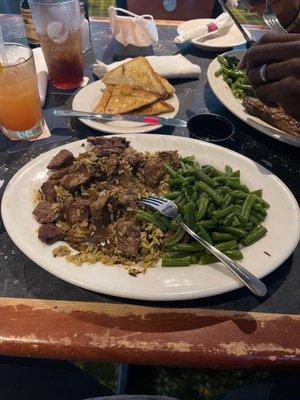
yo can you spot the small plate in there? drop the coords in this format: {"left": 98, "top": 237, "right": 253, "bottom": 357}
{"left": 177, "top": 18, "right": 251, "bottom": 51}
{"left": 72, "top": 80, "right": 179, "bottom": 134}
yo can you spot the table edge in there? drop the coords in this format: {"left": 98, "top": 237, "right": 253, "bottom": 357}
{"left": 0, "top": 297, "right": 299, "bottom": 368}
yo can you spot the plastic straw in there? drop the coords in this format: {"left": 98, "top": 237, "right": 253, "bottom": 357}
{"left": 0, "top": 24, "right": 8, "bottom": 66}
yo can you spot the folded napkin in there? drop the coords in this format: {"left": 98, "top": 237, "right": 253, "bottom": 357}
{"left": 175, "top": 13, "right": 234, "bottom": 44}
{"left": 93, "top": 54, "right": 201, "bottom": 80}
{"left": 33, "top": 47, "right": 48, "bottom": 107}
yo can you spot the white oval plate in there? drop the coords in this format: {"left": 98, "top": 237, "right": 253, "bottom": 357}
{"left": 1, "top": 135, "right": 299, "bottom": 301}
{"left": 72, "top": 80, "right": 179, "bottom": 134}
{"left": 177, "top": 18, "right": 251, "bottom": 51}
{"left": 207, "top": 50, "right": 300, "bottom": 148}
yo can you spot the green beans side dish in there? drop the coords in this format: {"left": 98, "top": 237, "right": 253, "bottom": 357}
{"left": 138, "top": 157, "right": 269, "bottom": 267}
{"left": 215, "top": 55, "right": 255, "bottom": 99}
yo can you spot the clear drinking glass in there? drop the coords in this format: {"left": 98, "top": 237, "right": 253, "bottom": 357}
{"left": 0, "top": 43, "right": 44, "bottom": 140}
{"left": 28, "top": 0, "right": 84, "bottom": 89}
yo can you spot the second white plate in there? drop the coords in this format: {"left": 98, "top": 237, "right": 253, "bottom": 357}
{"left": 177, "top": 18, "right": 251, "bottom": 51}
{"left": 207, "top": 50, "right": 300, "bottom": 147}
{"left": 72, "top": 80, "right": 179, "bottom": 134}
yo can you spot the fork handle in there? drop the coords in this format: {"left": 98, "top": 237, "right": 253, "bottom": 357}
{"left": 175, "top": 218, "right": 267, "bottom": 297}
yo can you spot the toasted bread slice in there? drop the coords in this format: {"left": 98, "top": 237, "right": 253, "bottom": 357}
{"left": 156, "top": 74, "right": 175, "bottom": 97}
{"left": 104, "top": 85, "right": 160, "bottom": 114}
{"left": 93, "top": 86, "right": 113, "bottom": 113}
{"left": 103, "top": 57, "right": 167, "bottom": 98}
{"left": 131, "top": 100, "right": 175, "bottom": 115}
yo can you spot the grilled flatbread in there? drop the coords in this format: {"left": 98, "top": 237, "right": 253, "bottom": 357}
{"left": 93, "top": 86, "right": 113, "bottom": 113}
{"left": 156, "top": 74, "right": 175, "bottom": 97}
{"left": 131, "top": 100, "right": 174, "bottom": 115}
{"left": 103, "top": 57, "right": 167, "bottom": 98}
{"left": 100, "top": 85, "right": 160, "bottom": 114}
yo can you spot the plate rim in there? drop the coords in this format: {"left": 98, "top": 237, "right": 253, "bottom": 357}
{"left": 1, "top": 134, "right": 300, "bottom": 301}
{"left": 207, "top": 49, "right": 300, "bottom": 147}
{"left": 72, "top": 80, "right": 180, "bottom": 134}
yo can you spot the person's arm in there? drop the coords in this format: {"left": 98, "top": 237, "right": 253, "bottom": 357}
{"left": 242, "top": 33, "right": 300, "bottom": 120}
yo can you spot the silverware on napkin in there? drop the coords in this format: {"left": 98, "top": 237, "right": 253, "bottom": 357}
{"left": 53, "top": 109, "right": 188, "bottom": 128}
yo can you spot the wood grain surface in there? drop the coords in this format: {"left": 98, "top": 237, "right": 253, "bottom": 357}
{"left": 0, "top": 298, "right": 299, "bottom": 368}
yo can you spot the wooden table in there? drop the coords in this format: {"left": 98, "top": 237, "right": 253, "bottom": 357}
{"left": 0, "top": 14, "right": 299, "bottom": 369}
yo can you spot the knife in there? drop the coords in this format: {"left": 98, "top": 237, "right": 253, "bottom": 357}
{"left": 53, "top": 109, "right": 188, "bottom": 128}
{"left": 218, "top": 0, "right": 255, "bottom": 48}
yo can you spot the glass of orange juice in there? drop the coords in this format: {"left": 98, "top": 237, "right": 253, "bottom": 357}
{"left": 0, "top": 42, "right": 44, "bottom": 140}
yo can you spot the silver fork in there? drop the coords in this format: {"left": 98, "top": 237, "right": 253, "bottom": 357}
{"left": 263, "top": 0, "right": 286, "bottom": 34}
{"left": 140, "top": 196, "right": 267, "bottom": 297}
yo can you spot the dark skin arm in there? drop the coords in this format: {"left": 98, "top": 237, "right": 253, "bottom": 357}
{"left": 240, "top": 33, "right": 300, "bottom": 120}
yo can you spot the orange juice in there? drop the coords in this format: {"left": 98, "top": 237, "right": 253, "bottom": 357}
{"left": 0, "top": 43, "right": 43, "bottom": 140}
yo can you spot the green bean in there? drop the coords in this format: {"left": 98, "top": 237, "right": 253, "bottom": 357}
{"left": 252, "top": 203, "right": 268, "bottom": 215}
{"left": 170, "top": 177, "right": 184, "bottom": 187}
{"left": 197, "top": 224, "right": 213, "bottom": 244}
{"left": 164, "top": 191, "right": 181, "bottom": 200}
{"left": 136, "top": 211, "right": 168, "bottom": 232}
{"left": 164, "top": 226, "right": 186, "bottom": 247}
{"left": 216, "top": 240, "right": 239, "bottom": 251}
{"left": 154, "top": 212, "right": 170, "bottom": 229}
{"left": 212, "top": 204, "right": 235, "bottom": 220}
{"left": 222, "top": 194, "right": 233, "bottom": 207}
{"left": 248, "top": 214, "right": 259, "bottom": 225}
{"left": 201, "top": 250, "right": 243, "bottom": 264}
{"left": 196, "top": 181, "right": 223, "bottom": 206}
{"left": 230, "top": 190, "right": 248, "bottom": 199}
{"left": 226, "top": 78, "right": 233, "bottom": 86}
{"left": 232, "top": 170, "right": 240, "bottom": 177}
{"left": 184, "top": 201, "right": 197, "bottom": 231}
{"left": 241, "top": 225, "right": 268, "bottom": 246}
{"left": 254, "top": 196, "right": 270, "bottom": 209}
{"left": 232, "top": 215, "right": 241, "bottom": 227}
{"left": 170, "top": 243, "right": 204, "bottom": 253}
{"left": 234, "top": 199, "right": 244, "bottom": 205}
{"left": 197, "top": 220, "right": 216, "bottom": 230}
{"left": 223, "top": 68, "right": 245, "bottom": 79}
{"left": 251, "top": 189, "right": 263, "bottom": 197}
{"left": 223, "top": 212, "right": 235, "bottom": 226}
{"left": 181, "top": 156, "right": 195, "bottom": 165}
{"left": 190, "top": 252, "right": 203, "bottom": 264}
{"left": 215, "top": 69, "right": 223, "bottom": 78}
{"left": 217, "top": 186, "right": 231, "bottom": 194}
{"left": 169, "top": 219, "right": 179, "bottom": 231}
{"left": 194, "top": 166, "right": 218, "bottom": 188}
{"left": 213, "top": 176, "right": 239, "bottom": 183}
{"left": 211, "top": 232, "right": 237, "bottom": 242}
{"left": 202, "top": 165, "right": 223, "bottom": 177}
{"left": 161, "top": 256, "right": 191, "bottom": 267}
{"left": 217, "top": 55, "right": 229, "bottom": 68}
{"left": 225, "top": 165, "right": 233, "bottom": 176}
{"left": 239, "top": 194, "right": 256, "bottom": 225}
{"left": 250, "top": 209, "right": 266, "bottom": 222}
{"left": 226, "top": 180, "right": 249, "bottom": 192}
{"left": 196, "top": 194, "right": 209, "bottom": 220}
{"left": 164, "top": 163, "right": 179, "bottom": 179}
{"left": 219, "top": 226, "right": 247, "bottom": 238}
{"left": 207, "top": 202, "right": 216, "bottom": 216}
{"left": 183, "top": 176, "right": 196, "bottom": 186}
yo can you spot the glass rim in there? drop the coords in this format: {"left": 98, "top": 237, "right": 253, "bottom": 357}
{"left": 28, "top": 0, "right": 76, "bottom": 6}
{"left": 1, "top": 42, "right": 33, "bottom": 69}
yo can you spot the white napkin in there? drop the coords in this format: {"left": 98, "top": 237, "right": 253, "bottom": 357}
{"left": 93, "top": 54, "right": 201, "bottom": 80}
{"left": 109, "top": 6, "right": 158, "bottom": 47}
{"left": 175, "top": 13, "right": 234, "bottom": 44}
{"left": 33, "top": 47, "right": 48, "bottom": 107}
